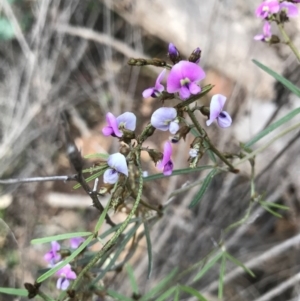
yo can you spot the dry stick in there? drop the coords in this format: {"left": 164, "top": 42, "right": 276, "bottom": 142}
{"left": 253, "top": 272, "right": 300, "bottom": 301}
{"left": 204, "top": 232, "right": 300, "bottom": 293}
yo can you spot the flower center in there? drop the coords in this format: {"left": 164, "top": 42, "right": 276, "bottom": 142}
{"left": 262, "top": 5, "right": 269, "bottom": 12}
{"left": 180, "top": 78, "right": 191, "bottom": 87}
{"left": 219, "top": 112, "right": 226, "bottom": 118}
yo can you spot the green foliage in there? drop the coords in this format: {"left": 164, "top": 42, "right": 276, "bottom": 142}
{"left": 31, "top": 232, "right": 92, "bottom": 245}
{"left": 144, "top": 221, "right": 153, "bottom": 279}
{"left": 179, "top": 285, "right": 208, "bottom": 301}
{"left": 0, "top": 288, "right": 27, "bottom": 297}
{"left": 125, "top": 264, "right": 139, "bottom": 295}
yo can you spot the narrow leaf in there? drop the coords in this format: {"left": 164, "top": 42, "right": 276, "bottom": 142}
{"left": 193, "top": 252, "right": 223, "bottom": 282}
{"left": 189, "top": 169, "right": 218, "bottom": 208}
{"left": 37, "top": 235, "right": 93, "bottom": 283}
{"left": 144, "top": 166, "right": 214, "bottom": 182}
{"left": 125, "top": 264, "right": 139, "bottom": 295}
{"left": 173, "top": 286, "right": 180, "bottom": 301}
{"left": 144, "top": 221, "right": 153, "bottom": 279}
{"left": 253, "top": 59, "right": 300, "bottom": 97}
{"left": 106, "top": 289, "right": 134, "bottom": 301}
{"left": 73, "top": 169, "right": 106, "bottom": 189}
{"left": 84, "top": 153, "right": 109, "bottom": 160}
{"left": 94, "top": 197, "right": 112, "bottom": 232}
{"left": 218, "top": 254, "right": 226, "bottom": 299}
{"left": 260, "top": 201, "right": 289, "bottom": 210}
{"left": 261, "top": 205, "right": 283, "bottom": 218}
{"left": 31, "top": 232, "right": 92, "bottom": 245}
{"left": 155, "top": 286, "right": 177, "bottom": 301}
{"left": 140, "top": 268, "right": 178, "bottom": 301}
{"left": 0, "top": 288, "right": 27, "bottom": 297}
{"left": 179, "top": 285, "right": 208, "bottom": 301}
{"left": 244, "top": 107, "right": 300, "bottom": 148}
{"left": 225, "top": 252, "right": 255, "bottom": 277}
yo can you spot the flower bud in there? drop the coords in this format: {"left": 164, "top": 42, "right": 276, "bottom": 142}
{"left": 168, "top": 43, "right": 181, "bottom": 64}
{"left": 188, "top": 47, "right": 201, "bottom": 63}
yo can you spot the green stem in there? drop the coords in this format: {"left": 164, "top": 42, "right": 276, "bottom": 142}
{"left": 186, "top": 108, "right": 237, "bottom": 172}
{"left": 277, "top": 22, "right": 300, "bottom": 63}
{"left": 70, "top": 149, "right": 144, "bottom": 291}
{"left": 38, "top": 291, "right": 55, "bottom": 301}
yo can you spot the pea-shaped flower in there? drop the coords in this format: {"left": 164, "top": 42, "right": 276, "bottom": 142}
{"left": 206, "top": 94, "right": 232, "bottom": 128}
{"left": 167, "top": 60, "right": 205, "bottom": 100}
{"left": 142, "top": 69, "right": 166, "bottom": 98}
{"left": 280, "top": 1, "right": 298, "bottom": 17}
{"left": 56, "top": 264, "right": 77, "bottom": 290}
{"left": 44, "top": 241, "right": 61, "bottom": 266}
{"left": 151, "top": 107, "right": 179, "bottom": 134}
{"left": 157, "top": 141, "right": 173, "bottom": 176}
{"left": 255, "top": 0, "right": 280, "bottom": 18}
{"left": 102, "top": 112, "right": 136, "bottom": 137}
{"left": 103, "top": 153, "right": 128, "bottom": 184}
{"left": 254, "top": 22, "right": 272, "bottom": 42}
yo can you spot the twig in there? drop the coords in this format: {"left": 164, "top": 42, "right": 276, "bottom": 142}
{"left": 253, "top": 272, "right": 300, "bottom": 301}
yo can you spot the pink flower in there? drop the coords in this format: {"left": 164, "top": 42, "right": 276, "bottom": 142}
{"left": 70, "top": 237, "right": 85, "bottom": 249}
{"left": 255, "top": 0, "right": 280, "bottom": 18}
{"left": 254, "top": 22, "right": 272, "bottom": 42}
{"left": 206, "top": 94, "right": 232, "bottom": 128}
{"left": 102, "top": 112, "right": 136, "bottom": 137}
{"left": 56, "top": 264, "right": 76, "bottom": 290}
{"left": 142, "top": 69, "right": 166, "bottom": 98}
{"left": 167, "top": 61, "right": 205, "bottom": 100}
{"left": 280, "top": 1, "right": 298, "bottom": 17}
{"left": 157, "top": 141, "right": 173, "bottom": 176}
{"left": 44, "top": 241, "right": 61, "bottom": 266}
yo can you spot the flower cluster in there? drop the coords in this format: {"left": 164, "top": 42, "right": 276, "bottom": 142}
{"left": 254, "top": 0, "right": 299, "bottom": 42}
{"left": 101, "top": 43, "right": 232, "bottom": 178}
{"left": 43, "top": 238, "right": 84, "bottom": 290}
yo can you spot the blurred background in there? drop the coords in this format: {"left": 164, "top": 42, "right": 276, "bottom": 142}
{"left": 0, "top": 0, "right": 300, "bottom": 300}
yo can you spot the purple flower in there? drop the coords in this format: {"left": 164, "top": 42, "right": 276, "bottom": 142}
{"left": 167, "top": 61, "right": 205, "bottom": 100}
{"left": 142, "top": 69, "right": 166, "bottom": 98}
{"left": 254, "top": 22, "right": 272, "bottom": 41}
{"left": 280, "top": 1, "right": 298, "bottom": 17}
{"left": 102, "top": 112, "right": 136, "bottom": 137}
{"left": 255, "top": 0, "right": 280, "bottom": 18}
{"left": 70, "top": 237, "right": 85, "bottom": 249}
{"left": 206, "top": 94, "right": 232, "bottom": 128}
{"left": 56, "top": 264, "right": 76, "bottom": 290}
{"left": 157, "top": 141, "right": 173, "bottom": 176}
{"left": 103, "top": 153, "right": 128, "bottom": 184}
{"left": 168, "top": 43, "right": 180, "bottom": 63}
{"left": 44, "top": 241, "right": 61, "bottom": 266}
{"left": 151, "top": 107, "right": 179, "bottom": 134}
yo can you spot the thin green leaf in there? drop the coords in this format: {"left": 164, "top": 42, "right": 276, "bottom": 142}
{"left": 260, "top": 201, "right": 289, "bottom": 210}
{"left": 31, "top": 232, "right": 92, "bottom": 245}
{"left": 94, "top": 197, "right": 112, "bottom": 232}
{"left": 37, "top": 235, "right": 93, "bottom": 283}
{"left": 155, "top": 286, "right": 177, "bottom": 301}
{"left": 189, "top": 169, "right": 218, "bottom": 208}
{"left": 143, "top": 166, "right": 214, "bottom": 182}
{"left": 244, "top": 106, "right": 300, "bottom": 148}
{"left": 106, "top": 289, "right": 134, "bottom": 301}
{"left": 73, "top": 169, "right": 106, "bottom": 189}
{"left": 125, "top": 264, "right": 139, "bottom": 295}
{"left": 225, "top": 252, "right": 255, "bottom": 277}
{"left": 261, "top": 204, "right": 283, "bottom": 218}
{"left": 144, "top": 221, "right": 153, "bottom": 279}
{"left": 179, "top": 285, "right": 208, "bottom": 301}
{"left": 0, "top": 288, "right": 27, "bottom": 297}
{"left": 84, "top": 153, "right": 109, "bottom": 160}
{"left": 253, "top": 59, "right": 300, "bottom": 97}
{"left": 140, "top": 268, "right": 178, "bottom": 301}
{"left": 218, "top": 254, "right": 226, "bottom": 299}
{"left": 173, "top": 286, "right": 180, "bottom": 301}
{"left": 193, "top": 252, "right": 223, "bottom": 282}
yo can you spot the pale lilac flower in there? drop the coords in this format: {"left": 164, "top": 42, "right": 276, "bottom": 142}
{"left": 103, "top": 153, "right": 128, "bottom": 184}
{"left": 44, "top": 241, "right": 61, "bottom": 266}
{"left": 206, "top": 94, "right": 232, "bottom": 128}
{"left": 157, "top": 141, "right": 173, "bottom": 176}
{"left": 167, "top": 60, "right": 205, "bottom": 100}
{"left": 280, "top": 1, "right": 298, "bottom": 17}
{"left": 151, "top": 107, "right": 179, "bottom": 134}
{"left": 255, "top": 0, "right": 280, "bottom": 18}
{"left": 142, "top": 69, "right": 166, "bottom": 98}
{"left": 70, "top": 237, "right": 85, "bottom": 249}
{"left": 102, "top": 112, "right": 136, "bottom": 137}
{"left": 254, "top": 22, "right": 272, "bottom": 41}
{"left": 56, "top": 264, "right": 76, "bottom": 290}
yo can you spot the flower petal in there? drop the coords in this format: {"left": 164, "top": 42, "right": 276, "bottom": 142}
{"left": 66, "top": 270, "right": 77, "bottom": 280}
{"left": 163, "top": 161, "right": 173, "bottom": 176}
{"left": 157, "top": 141, "right": 172, "bottom": 168}
{"left": 151, "top": 107, "right": 177, "bottom": 131}
{"left": 179, "top": 86, "right": 191, "bottom": 99}
{"left": 169, "top": 121, "right": 179, "bottom": 134}
{"left": 60, "top": 278, "right": 70, "bottom": 291}
{"left": 103, "top": 168, "right": 119, "bottom": 184}
{"left": 103, "top": 112, "right": 122, "bottom": 137}
{"left": 206, "top": 94, "right": 227, "bottom": 126}
{"left": 155, "top": 69, "right": 166, "bottom": 92}
{"left": 280, "top": 2, "right": 298, "bottom": 17}
{"left": 217, "top": 111, "right": 232, "bottom": 128}
{"left": 188, "top": 82, "right": 201, "bottom": 95}
{"left": 51, "top": 241, "right": 60, "bottom": 252}
{"left": 102, "top": 126, "right": 114, "bottom": 136}
{"left": 142, "top": 87, "right": 155, "bottom": 98}
{"left": 179, "top": 61, "right": 206, "bottom": 82}
{"left": 107, "top": 153, "right": 128, "bottom": 176}
{"left": 116, "top": 112, "right": 136, "bottom": 131}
